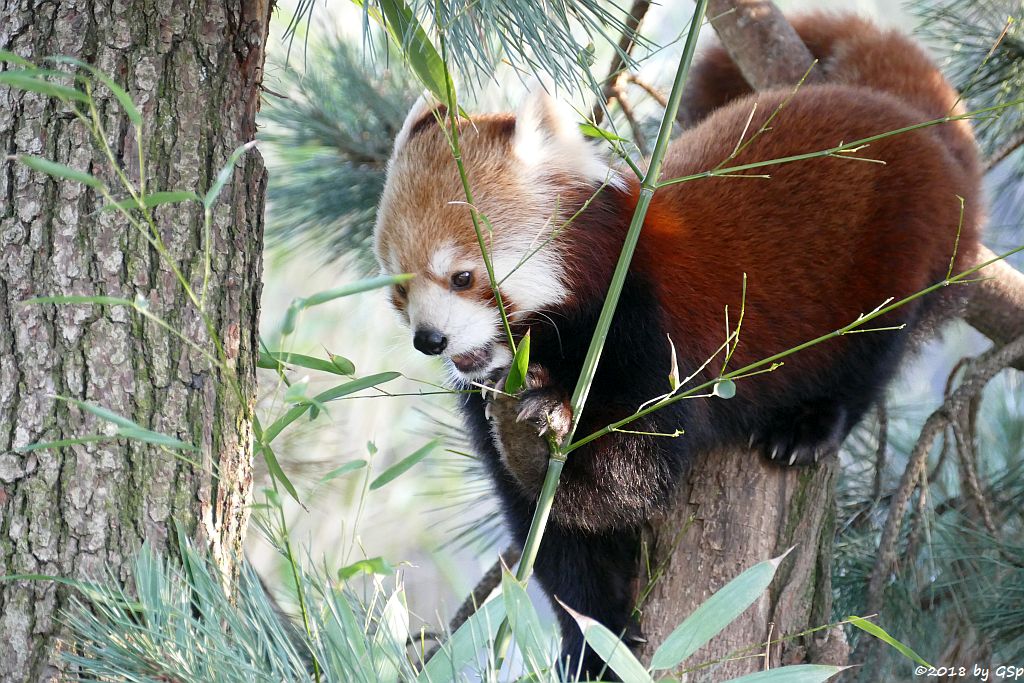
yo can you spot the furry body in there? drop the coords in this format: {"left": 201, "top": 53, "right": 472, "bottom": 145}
{"left": 374, "top": 14, "right": 982, "bottom": 679}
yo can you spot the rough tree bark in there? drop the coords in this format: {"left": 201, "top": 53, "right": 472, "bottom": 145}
{"left": 635, "top": 3, "right": 1024, "bottom": 680}
{"left": 0, "top": 1, "right": 272, "bottom": 680}
{"left": 706, "top": 0, "right": 819, "bottom": 91}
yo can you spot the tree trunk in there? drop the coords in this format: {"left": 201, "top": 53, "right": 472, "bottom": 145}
{"left": 637, "top": 1, "right": 1024, "bottom": 678}
{"left": 636, "top": 448, "right": 847, "bottom": 680}
{"left": 0, "top": 1, "right": 271, "bottom": 680}
{"left": 635, "top": 3, "right": 843, "bottom": 676}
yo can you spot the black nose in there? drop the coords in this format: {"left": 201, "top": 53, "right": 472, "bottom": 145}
{"left": 413, "top": 328, "right": 448, "bottom": 356}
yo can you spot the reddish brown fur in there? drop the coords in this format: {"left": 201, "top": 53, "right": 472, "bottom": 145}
{"left": 639, "top": 85, "right": 980, "bottom": 392}
{"left": 375, "top": 113, "right": 524, "bottom": 280}
{"left": 684, "top": 13, "right": 981, "bottom": 179}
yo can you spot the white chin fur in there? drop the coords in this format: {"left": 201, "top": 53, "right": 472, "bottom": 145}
{"left": 445, "top": 344, "right": 513, "bottom": 385}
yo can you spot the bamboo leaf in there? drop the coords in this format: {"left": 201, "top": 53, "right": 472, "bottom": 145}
{"left": 0, "top": 50, "right": 33, "bottom": 67}
{"left": 259, "top": 443, "right": 301, "bottom": 505}
{"left": 282, "top": 377, "right": 310, "bottom": 404}
{"left": 504, "top": 329, "right": 531, "bottom": 395}
{"left": 116, "top": 426, "right": 198, "bottom": 451}
{"left": 416, "top": 597, "right": 506, "bottom": 683}
{"left": 301, "top": 273, "right": 413, "bottom": 308}
{"left": 258, "top": 350, "right": 355, "bottom": 376}
{"left": 204, "top": 141, "right": 257, "bottom": 209}
{"left": 320, "top": 459, "right": 367, "bottom": 483}
{"left": 721, "top": 665, "right": 849, "bottom": 683}
{"left": 52, "top": 397, "right": 198, "bottom": 451}
{"left": 316, "top": 371, "right": 401, "bottom": 403}
{"left": 501, "top": 568, "right": 552, "bottom": 677}
{"left": 377, "top": 0, "right": 450, "bottom": 107}
{"left": 45, "top": 55, "right": 142, "bottom": 124}
{"left": 0, "top": 70, "right": 88, "bottom": 102}
{"left": 260, "top": 372, "right": 401, "bottom": 445}
{"left": 650, "top": 549, "right": 792, "bottom": 670}
{"left": 329, "top": 352, "right": 357, "bottom": 375}
{"left": 57, "top": 396, "right": 141, "bottom": 429}
{"left": 16, "top": 434, "right": 113, "bottom": 452}
{"left": 557, "top": 599, "right": 653, "bottom": 683}
{"left": 281, "top": 301, "right": 300, "bottom": 335}
{"left": 102, "top": 191, "right": 201, "bottom": 213}
{"left": 19, "top": 155, "right": 104, "bottom": 189}
{"left": 280, "top": 275, "right": 413, "bottom": 334}
{"left": 338, "top": 556, "right": 394, "bottom": 581}
{"left": 579, "top": 122, "right": 628, "bottom": 143}
{"left": 847, "top": 616, "right": 930, "bottom": 668}
{"left": 369, "top": 439, "right": 439, "bottom": 491}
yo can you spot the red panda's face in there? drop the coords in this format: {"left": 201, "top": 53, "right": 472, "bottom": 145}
{"left": 373, "top": 91, "right": 621, "bottom": 384}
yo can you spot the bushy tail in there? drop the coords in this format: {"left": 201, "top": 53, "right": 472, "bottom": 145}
{"left": 682, "top": 12, "right": 981, "bottom": 176}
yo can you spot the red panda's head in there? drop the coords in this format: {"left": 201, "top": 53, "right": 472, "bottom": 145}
{"left": 374, "top": 90, "right": 621, "bottom": 383}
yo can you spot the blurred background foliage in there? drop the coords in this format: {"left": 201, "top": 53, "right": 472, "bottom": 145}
{"left": 251, "top": 0, "right": 1024, "bottom": 680}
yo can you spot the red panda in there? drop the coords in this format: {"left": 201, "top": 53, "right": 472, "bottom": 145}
{"left": 373, "top": 13, "right": 982, "bottom": 679}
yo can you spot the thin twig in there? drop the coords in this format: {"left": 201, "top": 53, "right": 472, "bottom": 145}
{"left": 984, "top": 128, "right": 1024, "bottom": 171}
{"left": 611, "top": 84, "right": 650, "bottom": 156}
{"left": 593, "top": 0, "right": 651, "bottom": 126}
{"left": 626, "top": 74, "right": 668, "bottom": 108}
{"left": 871, "top": 399, "right": 888, "bottom": 504}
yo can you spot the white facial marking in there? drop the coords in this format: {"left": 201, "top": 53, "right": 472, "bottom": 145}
{"left": 407, "top": 281, "right": 497, "bottom": 357}
{"left": 444, "top": 343, "right": 513, "bottom": 386}
{"left": 491, "top": 242, "right": 568, "bottom": 314}
{"left": 429, "top": 243, "right": 459, "bottom": 278}
{"left": 387, "top": 247, "right": 401, "bottom": 275}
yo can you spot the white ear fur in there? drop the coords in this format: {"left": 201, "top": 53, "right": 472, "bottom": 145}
{"left": 393, "top": 92, "right": 444, "bottom": 153}
{"left": 513, "top": 89, "right": 620, "bottom": 186}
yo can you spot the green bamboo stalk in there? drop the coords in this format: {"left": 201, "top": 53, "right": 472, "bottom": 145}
{"left": 492, "top": 0, "right": 710, "bottom": 669}
{"left": 437, "top": 27, "right": 518, "bottom": 354}
{"left": 518, "top": 0, "right": 709, "bottom": 577}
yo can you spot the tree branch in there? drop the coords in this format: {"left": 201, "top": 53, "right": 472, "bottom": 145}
{"left": 706, "top": 0, "right": 821, "bottom": 90}
{"left": 592, "top": 0, "right": 651, "bottom": 127}
{"left": 965, "top": 245, "right": 1024, "bottom": 369}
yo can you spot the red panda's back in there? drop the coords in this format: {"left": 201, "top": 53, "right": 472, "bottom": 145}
{"left": 638, "top": 84, "right": 980, "bottom": 385}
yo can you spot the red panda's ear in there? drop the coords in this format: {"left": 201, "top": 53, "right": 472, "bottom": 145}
{"left": 393, "top": 93, "right": 446, "bottom": 152}
{"left": 513, "top": 89, "right": 620, "bottom": 186}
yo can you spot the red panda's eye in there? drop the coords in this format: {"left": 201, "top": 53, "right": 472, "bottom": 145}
{"left": 451, "top": 271, "right": 473, "bottom": 290}
{"left": 395, "top": 284, "right": 407, "bottom": 298}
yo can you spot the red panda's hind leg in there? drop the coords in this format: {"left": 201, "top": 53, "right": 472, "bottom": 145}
{"left": 756, "top": 402, "right": 853, "bottom": 466}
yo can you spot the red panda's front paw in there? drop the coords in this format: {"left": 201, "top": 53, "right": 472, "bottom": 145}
{"left": 516, "top": 388, "right": 572, "bottom": 445}
{"left": 516, "top": 364, "right": 572, "bottom": 444}
{"left": 483, "top": 364, "right": 571, "bottom": 496}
